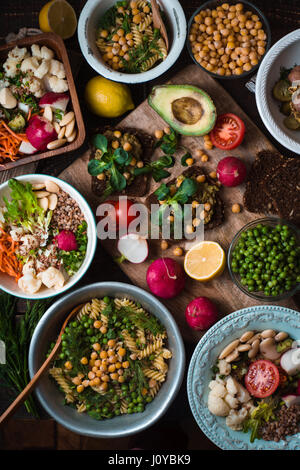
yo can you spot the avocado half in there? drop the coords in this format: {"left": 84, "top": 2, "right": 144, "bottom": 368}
{"left": 148, "top": 84, "right": 217, "bottom": 136}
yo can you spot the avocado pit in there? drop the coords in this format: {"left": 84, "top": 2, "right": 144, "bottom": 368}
{"left": 171, "top": 97, "right": 203, "bottom": 125}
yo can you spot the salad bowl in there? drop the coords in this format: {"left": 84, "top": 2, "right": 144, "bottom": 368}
{"left": 0, "top": 174, "right": 97, "bottom": 299}
{"left": 28, "top": 282, "right": 185, "bottom": 438}
{"left": 187, "top": 305, "right": 300, "bottom": 450}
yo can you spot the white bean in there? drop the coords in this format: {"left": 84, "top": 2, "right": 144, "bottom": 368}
{"left": 225, "top": 349, "right": 239, "bottom": 363}
{"left": 38, "top": 197, "right": 48, "bottom": 211}
{"left": 239, "top": 331, "right": 254, "bottom": 343}
{"left": 66, "top": 129, "right": 77, "bottom": 143}
{"left": 248, "top": 339, "right": 260, "bottom": 359}
{"left": 65, "top": 119, "right": 75, "bottom": 138}
{"left": 60, "top": 111, "right": 74, "bottom": 127}
{"left": 43, "top": 105, "right": 53, "bottom": 122}
{"left": 54, "top": 122, "right": 61, "bottom": 134}
{"left": 247, "top": 333, "right": 261, "bottom": 344}
{"left": 34, "top": 190, "right": 50, "bottom": 198}
{"left": 58, "top": 126, "right": 66, "bottom": 139}
{"left": 48, "top": 193, "right": 58, "bottom": 210}
{"left": 237, "top": 343, "right": 251, "bottom": 352}
{"left": 261, "top": 329, "right": 276, "bottom": 338}
{"left": 45, "top": 180, "right": 60, "bottom": 193}
{"left": 47, "top": 138, "right": 67, "bottom": 150}
{"left": 218, "top": 340, "right": 240, "bottom": 360}
{"left": 275, "top": 331, "right": 289, "bottom": 342}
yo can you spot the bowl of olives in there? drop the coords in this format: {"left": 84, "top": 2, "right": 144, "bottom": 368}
{"left": 255, "top": 29, "right": 300, "bottom": 154}
{"left": 228, "top": 217, "right": 300, "bottom": 301}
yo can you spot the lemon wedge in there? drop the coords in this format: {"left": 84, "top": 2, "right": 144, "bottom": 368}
{"left": 184, "top": 241, "right": 225, "bottom": 281}
{"left": 39, "top": 0, "right": 77, "bottom": 40}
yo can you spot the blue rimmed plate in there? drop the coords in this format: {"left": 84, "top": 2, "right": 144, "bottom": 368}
{"left": 187, "top": 305, "right": 300, "bottom": 450}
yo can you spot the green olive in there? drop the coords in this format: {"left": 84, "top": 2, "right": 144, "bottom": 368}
{"left": 280, "top": 101, "right": 292, "bottom": 116}
{"left": 283, "top": 115, "right": 300, "bottom": 130}
{"left": 273, "top": 80, "right": 292, "bottom": 102}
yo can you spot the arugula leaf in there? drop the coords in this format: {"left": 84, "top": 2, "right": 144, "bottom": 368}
{"left": 242, "top": 399, "right": 279, "bottom": 443}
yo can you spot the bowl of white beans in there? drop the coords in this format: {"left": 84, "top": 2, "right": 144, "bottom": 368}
{"left": 187, "top": 0, "right": 271, "bottom": 79}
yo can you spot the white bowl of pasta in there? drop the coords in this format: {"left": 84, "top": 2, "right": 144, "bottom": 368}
{"left": 28, "top": 282, "right": 185, "bottom": 437}
{"left": 77, "top": 0, "right": 187, "bottom": 83}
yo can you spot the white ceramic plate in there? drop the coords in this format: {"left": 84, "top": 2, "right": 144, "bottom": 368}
{"left": 0, "top": 174, "right": 97, "bottom": 299}
{"left": 256, "top": 29, "right": 300, "bottom": 154}
{"left": 77, "top": 0, "right": 187, "bottom": 84}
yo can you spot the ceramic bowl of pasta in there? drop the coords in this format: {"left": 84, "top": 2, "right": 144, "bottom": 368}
{"left": 28, "top": 282, "right": 185, "bottom": 437}
{"left": 77, "top": 0, "right": 187, "bottom": 84}
{"left": 0, "top": 174, "right": 97, "bottom": 299}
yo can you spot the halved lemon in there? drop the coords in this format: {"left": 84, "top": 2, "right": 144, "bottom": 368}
{"left": 39, "top": 0, "right": 77, "bottom": 40}
{"left": 184, "top": 241, "right": 225, "bottom": 281}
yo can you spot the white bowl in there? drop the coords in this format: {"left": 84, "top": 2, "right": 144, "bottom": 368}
{"left": 0, "top": 174, "right": 97, "bottom": 299}
{"left": 256, "top": 29, "right": 300, "bottom": 154}
{"left": 78, "top": 0, "right": 187, "bottom": 84}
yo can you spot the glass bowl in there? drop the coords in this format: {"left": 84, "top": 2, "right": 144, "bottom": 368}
{"left": 186, "top": 0, "right": 271, "bottom": 80}
{"left": 228, "top": 217, "right": 300, "bottom": 301}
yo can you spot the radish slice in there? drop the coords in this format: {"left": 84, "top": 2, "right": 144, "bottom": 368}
{"left": 39, "top": 92, "right": 69, "bottom": 112}
{"left": 282, "top": 395, "right": 300, "bottom": 407}
{"left": 280, "top": 348, "right": 300, "bottom": 375}
{"left": 19, "top": 140, "right": 38, "bottom": 154}
{"left": 26, "top": 115, "right": 57, "bottom": 151}
{"left": 117, "top": 233, "right": 148, "bottom": 264}
{"left": 18, "top": 102, "right": 30, "bottom": 114}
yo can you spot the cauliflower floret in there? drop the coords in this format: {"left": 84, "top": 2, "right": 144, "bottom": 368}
{"left": 218, "top": 359, "right": 231, "bottom": 376}
{"left": 225, "top": 407, "right": 249, "bottom": 431}
{"left": 3, "top": 57, "right": 19, "bottom": 78}
{"left": 47, "top": 76, "right": 69, "bottom": 93}
{"left": 22, "top": 260, "right": 36, "bottom": 276}
{"left": 224, "top": 393, "right": 239, "bottom": 409}
{"left": 225, "top": 376, "right": 239, "bottom": 396}
{"left": 18, "top": 273, "right": 42, "bottom": 295}
{"left": 49, "top": 59, "right": 66, "bottom": 79}
{"left": 34, "top": 59, "right": 50, "bottom": 79}
{"left": 24, "top": 76, "right": 45, "bottom": 98}
{"left": 20, "top": 56, "right": 40, "bottom": 73}
{"left": 31, "top": 44, "right": 42, "bottom": 59}
{"left": 209, "top": 381, "right": 227, "bottom": 398}
{"left": 208, "top": 393, "right": 230, "bottom": 417}
{"left": 40, "top": 46, "right": 55, "bottom": 60}
{"left": 37, "top": 267, "right": 65, "bottom": 290}
{"left": 8, "top": 46, "right": 29, "bottom": 61}
{"left": 236, "top": 383, "right": 251, "bottom": 404}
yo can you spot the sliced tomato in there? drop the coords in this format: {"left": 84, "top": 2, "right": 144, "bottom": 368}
{"left": 210, "top": 113, "right": 245, "bottom": 150}
{"left": 245, "top": 360, "right": 280, "bottom": 398}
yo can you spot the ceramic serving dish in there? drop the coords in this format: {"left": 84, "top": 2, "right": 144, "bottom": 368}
{"left": 77, "top": 0, "right": 187, "bottom": 84}
{"left": 256, "top": 28, "right": 300, "bottom": 154}
{"left": 187, "top": 305, "right": 300, "bottom": 450}
{"left": 28, "top": 282, "right": 185, "bottom": 438}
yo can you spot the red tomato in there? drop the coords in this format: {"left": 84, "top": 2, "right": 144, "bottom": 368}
{"left": 210, "top": 113, "right": 245, "bottom": 150}
{"left": 245, "top": 360, "right": 280, "bottom": 398}
{"left": 96, "top": 199, "right": 138, "bottom": 230}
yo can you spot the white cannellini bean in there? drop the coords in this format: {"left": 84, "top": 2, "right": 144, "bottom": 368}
{"left": 261, "top": 329, "right": 276, "bottom": 338}
{"left": 60, "top": 111, "right": 74, "bottom": 127}
{"left": 58, "top": 126, "right": 66, "bottom": 139}
{"left": 47, "top": 138, "right": 67, "bottom": 150}
{"left": 38, "top": 197, "right": 49, "bottom": 211}
{"left": 43, "top": 105, "right": 53, "bottom": 122}
{"left": 45, "top": 180, "right": 60, "bottom": 193}
{"left": 34, "top": 190, "right": 50, "bottom": 198}
{"left": 48, "top": 193, "right": 58, "bottom": 210}
{"left": 239, "top": 331, "right": 254, "bottom": 343}
{"left": 218, "top": 340, "right": 240, "bottom": 360}
{"left": 66, "top": 129, "right": 77, "bottom": 143}
{"left": 237, "top": 343, "right": 251, "bottom": 352}
{"left": 225, "top": 349, "right": 239, "bottom": 363}
{"left": 275, "top": 331, "right": 289, "bottom": 342}
{"left": 32, "top": 183, "right": 45, "bottom": 190}
{"left": 248, "top": 339, "right": 260, "bottom": 359}
{"left": 247, "top": 333, "right": 261, "bottom": 344}
{"left": 54, "top": 121, "right": 61, "bottom": 133}
{"left": 65, "top": 119, "right": 75, "bottom": 138}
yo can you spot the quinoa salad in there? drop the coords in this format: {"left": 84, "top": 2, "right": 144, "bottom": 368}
{"left": 208, "top": 329, "right": 300, "bottom": 443}
{"left": 0, "top": 178, "right": 88, "bottom": 295}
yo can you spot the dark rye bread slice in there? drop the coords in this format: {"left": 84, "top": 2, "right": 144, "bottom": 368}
{"left": 146, "top": 166, "right": 224, "bottom": 239}
{"left": 264, "top": 158, "right": 300, "bottom": 224}
{"left": 243, "top": 151, "right": 289, "bottom": 215}
{"left": 90, "top": 126, "right": 154, "bottom": 200}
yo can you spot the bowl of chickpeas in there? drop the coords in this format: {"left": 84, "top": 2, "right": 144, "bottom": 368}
{"left": 77, "top": 0, "right": 187, "bottom": 84}
{"left": 187, "top": 1, "right": 271, "bottom": 79}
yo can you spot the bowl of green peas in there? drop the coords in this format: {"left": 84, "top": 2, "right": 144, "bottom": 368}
{"left": 228, "top": 217, "right": 300, "bottom": 301}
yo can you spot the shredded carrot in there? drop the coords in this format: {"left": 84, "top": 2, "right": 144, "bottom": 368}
{"left": 0, "top": 120, "right": 28, "bottom": 162}
{"left": 0, "top": 228, "right": 23, "bottom": 281}
{"left": 27, "top": 107, "right": 32, "bottom": 122}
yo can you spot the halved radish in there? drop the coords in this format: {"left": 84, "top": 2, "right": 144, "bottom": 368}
{"left": 117, "top": 233, "right": 148, "bottom": 264}
{"left": 39, "top": 92, "right": 69, "bottom": 112}
{"left": 19, "top": 140, "right": 38, "bottom": 154}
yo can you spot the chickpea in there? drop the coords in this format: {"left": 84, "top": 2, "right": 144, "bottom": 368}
{"left": 123, "top": 141, "right": 132, "bottom": 152}
{"left": 100, "top": 326, "right": 107, "bottom": 334}
{"left": 80, "top": 357, "right": 88, "bottom": 365}
{"left": 161, "top": 240, "right": 168, "bottom": 250}
{"left": 204, "top": 141, "right": 213, "bottom": 150}
{"left": 186, "top": 225, "right": 194, "bottom": 234}
{"left": 232, "top": 203, "right": 241, "bottom": 213}
{"left": 201, "top": 153, "right": 209, "bottom": 162}
{"left": 93, "top": 377, "right": 101, "bottom": 386}
{"left": 173, "top": 246, "right": 183, "bottom": 256}
{"left": 100, "top": 29, "right": 109, "bottom": 38}
{"left": 196, "top": 174, "right": 206, "bottom": 183}
{"left": 118, "top": 375, "right": 125, "bottom": 383}
{"left": 77, "top": 385, "right": 84, "bottom": 393}
{"left": 100, "top": 382, "right": 108, "bottom": 391}
{"left": 185, "top": 157, "right": 194, "bottom": 166}
{"left": 118, "top": 347, "right": 126, "bottom": 357}
{"left": 154, "top": 129, "right": 164, "bottom": 139}
{"left": 133, "top": 14, "right": 142, "bottom": 24}
{"left": 111, "top": 140, "right": 119, "bottom": 149}
{"left": 136, "top": 161, "right": 144, "bottom": 168}
{"left": 164, "top": 126, "right": 171, "bottom": 135}
{"left": 167, "top": 215, "right": 174, "bottom": 223}
{"left": 192, "top": 218, "right": 201, "bottom": 227}
{"left": 96, "top": 173, "right": 106, "bottom": 181}
{"left": 209, "top": 170, "right": 217, "bottom": 179}
{"left": 88, "top": 371, "right": 95, "bottom": 380}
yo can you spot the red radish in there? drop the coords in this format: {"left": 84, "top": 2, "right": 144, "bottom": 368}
{"left": 26, "top": 115, "right": 57, "bottom": 151}
{"left": 117, "top": 233, "right": 148, "bottom": 264}
{"left": 281, "top": 348, "right": 300, "bottom": 375}
{"left": 55, "top": 230, "right": 77, "bottom": 251}
{"left": 146, "top": 258, "right": 185, "bottom": 299}
{"left": 216, "top": 156, "right": 247, "bottom": 187}
{"left": 39, "top": 92, "right": 69, "bottom": 112}
{"left": 185, "top": 297, "right": 218, "bottom": 330}
{"left": 19, "top": 140, "right": 38, "bottom": 155}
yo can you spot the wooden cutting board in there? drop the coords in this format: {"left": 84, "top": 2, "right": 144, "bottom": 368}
{"left": 59, "top": 64, "right": 298, "bottom": 343}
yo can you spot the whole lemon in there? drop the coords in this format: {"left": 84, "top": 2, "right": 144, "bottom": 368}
{"left": 84, "top": 76, "right": 135, "bottom": 118}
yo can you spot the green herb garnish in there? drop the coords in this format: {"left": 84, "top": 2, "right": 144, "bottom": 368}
{"left": 243, "top": 399, "right": 279, "bottom": 443}
{"left": 134, "top": 154, "right": 174, "bottom": 182}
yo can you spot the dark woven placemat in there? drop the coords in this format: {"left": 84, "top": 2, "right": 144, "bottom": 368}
{"left": 0, "top": 0, "right": 299, "bottom": 175}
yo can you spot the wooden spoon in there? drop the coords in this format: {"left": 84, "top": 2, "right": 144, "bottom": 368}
{"left": 0, "top": 304, "right": 83, "bottom": 427}
{"left": 151, "top": 0, "right": 169, "bottom": 51}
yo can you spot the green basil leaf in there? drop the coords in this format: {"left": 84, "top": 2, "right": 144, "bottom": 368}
{"left": 93, "top": 134, "right": 108, "bottom": 153}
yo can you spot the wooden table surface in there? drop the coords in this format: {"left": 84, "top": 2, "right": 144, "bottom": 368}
{"left": 0, "top": 0, "right": 300, "bottom": 451}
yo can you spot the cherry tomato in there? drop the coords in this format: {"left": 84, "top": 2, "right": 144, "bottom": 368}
{"left": 210, "top": 113, "right": 245, "bottom": 150}
{"left": 245, "top": 360, "right": 280, "bottom": 398}
{"left": 96, "top": 199, "right": 138, "bottom": 230}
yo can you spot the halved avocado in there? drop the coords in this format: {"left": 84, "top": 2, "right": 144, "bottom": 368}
{"left": 148, "top": 84, "right": 216, "bottom": 136}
